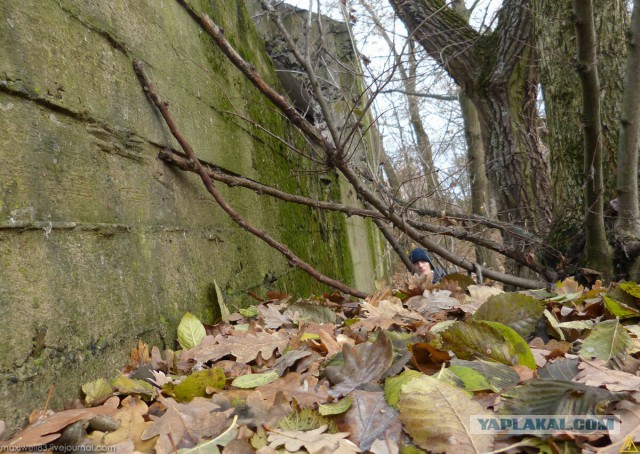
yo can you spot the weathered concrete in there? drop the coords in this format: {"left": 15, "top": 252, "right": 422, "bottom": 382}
{"left": 0, "top": 0, "right": 384, "bottom": 433}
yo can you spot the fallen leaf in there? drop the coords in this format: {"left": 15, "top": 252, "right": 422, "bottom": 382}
{"left": 142, "top": 396, "right": 233, "bottom": 453}
{"left": 258, "top": 305, "right": 292, "bottom": 330}
{"left": 473, "top": 293, "right": 544, "bottom": 338}
{"left": 335, "top": 390, "right": 402, "bottom": 451}
{"left": 82, "top": 378, "right": 114, "bottom": 406}
{"left": 579, "top": 318, "right": 632, "bottom": 362}
{"left": 575, "top": 359, "right": 640, "bottom": 392}
{"left": 441, "top": 320, "right": 536, "bottom": 369}
{"left": 319, "top": 396, "right": 352, "bottom": 416}
{"left": 267, "top": 425, "right": 360, "bottom": 453}
{"left": 102, "top": 396, "right": 157, "bottom": 452}
{"left": 1, "top": 404, "right": 118, "bottom": 448}
{"left": 501, "top": 379, "right": 626, "bottom": 415}
{"left": 181, "top": 332, "right": 289, "bottom": 364}
{"left": 178, "top": 312, "right": 206, "bottom": 350}
{"left": 538, "top": 358, "right": 580, "bottom": 380}
{"left": 257, "top": 373, "right": 330, "bottom": 408}
{"left": 325, "top": 331, "right": 394, "bottom": 397}
{"left": 398, "top": 374, "right": 494, "bottom": 453}
{"left": 232, "top": 371, "right": 279, "bottom": 389}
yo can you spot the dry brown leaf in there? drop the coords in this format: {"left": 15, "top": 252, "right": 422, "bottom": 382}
{"left": 410, "top": 342, "right": 451, "bottom": 374}
{"left": 317, "top": 329, "right": 342, "bottom": 357}
{"left": 349, "top": 316, "right": 401, "bottom": 333}
{"left": 405, "top": 290, "right": 461, "bottom": 316}
{"left": 181, "top": 332, "right": 289, "bottom": 364}
{"left": 362, "top": 299, "right": 421, "bottom": 320}
{"left": 142, "top": 396, "right": 233, "bottom": 453}
{"left": 101, "top": 396, "right": 157, "bottom": 452}
{"left": 369, "top": 437, "right": 399, "bottom": 454}
{"left": 258, "top": 305, "right": 292, "bottom": 330}
{"left": 256, "top": 372, "right": 330, "bottom": 408}
{"left": 335, "top": 390, "right": 402, "bottom": 451}
{"left": 239, "top": 391, "right": 292, "bottom": 428}
{"left": 325, "top": 331, "right": 393, "bottom": 397}
{"left": 267, "top": 425, "right": 360, "bottom": 454}
{"left": 592, "top": 400, "right": 640, "bottom": 453}
{"left": 0, "top": 403, "right": 118, "bottom": 449}
{"left": 575, "top": 359, "right": 640, "bottom": 392}
{"left": 511, "top": 365, "right": 535, "bottom": 382}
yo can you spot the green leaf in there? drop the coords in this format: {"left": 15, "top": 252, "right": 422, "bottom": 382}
{"left": 239, "top": 307, "right": 258, "bottom": 318}
{"left": 440, "top": 320, "right": 536, "bottom": 369}
{"left": 384, "top": 370, "right": 422, "bottom": 408}
{"left": 579, "top": 318, "right": 632, "bottom": 362}
{"left": 619, "top": 282, "right": 640, "bottom": 299}
{"left": 231, "top": 371, "right": 279, "bottom": 389}
{"left": 213, "top": 281, "right": 230, "bottom": 322}
{"left": 398, "top": 375, "right": 494, "bottom": 453}
{"left": 441, "top": 273, "right": 476, "bottom": 291}
{"left": 434, "top": 367, "right": 466, "bottom": 391}
{"left": 447, "top": 365, "right": 493, "bottom": 392}
{"left": 111, "top": 376, "right": 155, "bottom": 396}
{"left": 555, "top": 320, "right": 595, "bottom": 330}
{"left": 170, "top": 368, "right": 226, "bottom": 402}
{"left": 177, "top": 312, "right": 206, "bottom": 350}
{"left": 543, "top": 309, "right": 565, "bottom": 340}
{"left": 82, "top": 378, "right": 114, "bottom": 405}
{"left": 450, "top": 359, "right": 520, "bottom": 392}
{"left": 502, "top": 379, "right": 625, "bottom": 415}
{"left": 318, "top": 396, "right": 352, "bottom": 416}
{"left": 473, "top": 293, "right": 544, "bottom": 338}
{"left": 430, "top": 320, "right": 456, "bottom": 334}
{"left": 603, "top": 296, "right": 640, "bottom": 319}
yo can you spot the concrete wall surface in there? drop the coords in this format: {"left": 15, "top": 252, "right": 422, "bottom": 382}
{"left": 0, "top": 0, "right": 384, "bottom": 432}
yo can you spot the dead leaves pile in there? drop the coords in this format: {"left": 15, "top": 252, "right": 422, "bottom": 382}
{"left": 3, "top": 278, "right": 640, "bottom": 453}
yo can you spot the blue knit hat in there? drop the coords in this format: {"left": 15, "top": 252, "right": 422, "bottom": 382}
{"left": 409, "top": 248, "right": 433, "bottom": 266}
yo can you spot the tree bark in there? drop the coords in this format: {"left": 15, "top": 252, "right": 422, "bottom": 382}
{"left": 573, "top": 0, "right": 613, "bottom": 275}
{"left": 616, "top": 0, "right": 640, "bottom": 237}
{"left": 534, "top": 0, "right": 627, "bottom": 268}
{"left": 389, "top": 0, "right": 552, "bottom": 279}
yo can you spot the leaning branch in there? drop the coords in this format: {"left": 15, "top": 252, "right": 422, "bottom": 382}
{"left": 133, "top": 60, "right": 368, "bottom": 299}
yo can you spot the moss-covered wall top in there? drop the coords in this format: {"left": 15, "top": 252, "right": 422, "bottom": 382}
{"left": 0, "top": 0, "right": 384, "bottom": 433}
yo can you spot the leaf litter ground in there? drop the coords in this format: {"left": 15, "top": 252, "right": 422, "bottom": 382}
{"left": 3, "top": 276, "right": 640, "bottom": 453}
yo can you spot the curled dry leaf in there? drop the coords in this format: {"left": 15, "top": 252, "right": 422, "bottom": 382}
{"left": 325, "top": 331, "right": 394, "bottom": 397}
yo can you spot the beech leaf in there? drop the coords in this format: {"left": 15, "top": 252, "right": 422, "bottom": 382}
{"left": 232, "top": 371, "right": 279, "bottom": 389}
{"left": 447, "top": 365, "right": 493, "bottom": 392}
{"left": 213, "top": 281, "right": 230, "bottom": 322}
{"left": 325, "top": 331, "right": 394, "bottom": 397}
{"left": 449, "top": 359, "right": 520, "bottom": 392}
{"left": 384, "top": 370, "right": 422, "bottom": 408}
{"left": 82, "top": 378, "right": 114, "bottom": 405}
{"left": 537, "top": 358, "right": 580, "bottom": 380}
{"left": 319, "top": 396, "right": 352, "bottom": 416}
{"left": 178, "top": 312, "right": 206, "bottom": 350}
{"left": 102, "top": 396, "right": 156, "bottom": 452}
{"left": 441, "top": 320, "right": 536, "bottom": 369}
{"left": 398, "top": 375, "right": 494, "bottom": 453}
{"left": 579, "top": 318, "right": 632, "bottom": 362}
{"left": 473, "top": 293, "right": 544, "bottom": 338}
{"left": 502, "top": 379, "right": 625, "bottom": 415}
{"left": 603, "top": 296, "right": 640, "bottom": 319}
{"left": 112, "top": 376, "right": 155, "bottom": 397}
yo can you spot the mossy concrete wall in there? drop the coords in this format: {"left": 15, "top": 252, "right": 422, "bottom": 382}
{"left": 0, "top": 0, "right": 384, "bottom": 433}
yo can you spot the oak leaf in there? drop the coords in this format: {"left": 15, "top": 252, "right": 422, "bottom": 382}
{"left": 181, "top": 332, "right": 289, "bottom": 364}
{"left": 256, "top": 372, "right": 330, "bottom": 408}
{"left": 102, "top": 396, "right": 157, "bottom": 452}
{"left": 267, "top": 425, "right": 360, "bottom": 454}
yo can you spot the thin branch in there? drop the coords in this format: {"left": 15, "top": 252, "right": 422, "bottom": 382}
{"left": 133, "top": 60, "right": 368, "bottom": 299}
{"left": 378, "top": 88, "right": 457, "bottom": 100}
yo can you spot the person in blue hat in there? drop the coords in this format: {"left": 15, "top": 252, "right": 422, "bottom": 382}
{"left": 409, "top": 248, "right": 445, "bottom": 282}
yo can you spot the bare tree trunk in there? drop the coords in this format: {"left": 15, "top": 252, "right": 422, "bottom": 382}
{"left": 573, "top": 0, "right": 613, "bottom": 275}
{"left": 534, "top": 0, "right": 627, "bottom": 269}
{"left": 617, "top": 0, "right": 640, "bottom": 280}
{"left": 616, "top": 0, "right": 640, "bottom": 237}
{"left": 389, "top": 0, "right": 552, "bottom": 238}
